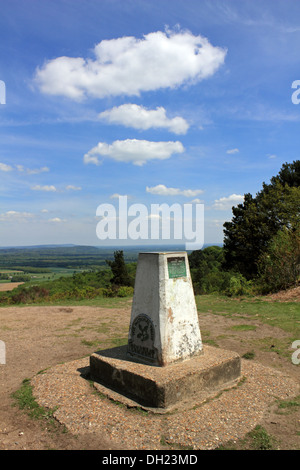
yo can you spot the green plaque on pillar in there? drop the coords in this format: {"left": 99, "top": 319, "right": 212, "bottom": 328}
{"left": 167, "top": 256, "right": 186, "bottom": 279}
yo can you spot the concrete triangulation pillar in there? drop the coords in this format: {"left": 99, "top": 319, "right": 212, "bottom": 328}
{"left": 127, "top": 251, "right": 203, "bottom": 366}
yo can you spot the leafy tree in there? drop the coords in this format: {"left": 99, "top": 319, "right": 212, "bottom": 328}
{"left": 106, "top": 250, "right": 132, "bottom": 287}
{"left": 223, "top": 193, "right": 272, "bottom": 278}
{"left": 268, "top": 160, "right": 300, "bottom": 188}
{"left": 257, "top": 225, "right": 300, "bottom": 293}
{"left": 189, "top": 246, "right": 224, "bottom": 294}
{"left": 189, "top": 246, "right": 253, "bottom": 295}
{"left": 223, "top": 161, "right": 300, "bottom": 279}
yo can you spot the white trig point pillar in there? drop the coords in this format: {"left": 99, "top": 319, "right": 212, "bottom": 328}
{"left": 127, "top": 252, "right": 203, "bottom": 366}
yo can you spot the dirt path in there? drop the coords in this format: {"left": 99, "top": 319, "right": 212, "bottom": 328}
{"left": 0, "top": 303, "right": 299, "bottom": 450}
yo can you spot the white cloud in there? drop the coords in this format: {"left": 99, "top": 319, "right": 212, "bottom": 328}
{"left": 66, "top": 185, "right": 82, "bottom": 191}
{"left": 83, "top": 154, "right": 101, "bottom": 166}
{"left": 146, "top": 184, "right": 204, "bottom": 197}
{"left": 0, "top": 164, "right": 49, "bottom": 175}
{"left": 35, "top": 28, "right": 226, "bottom": 100}
{"left": 190, "top": 198, "right": 204, "bottom": 204}
{"left": 226, "top": 148, "right": 239, "bottom": 154}
{"left": 213, "top": 194, "right": 244, "bottom": 210}
{"left": 110, "top": 193, "right": 130, "bottom": 199}
{"left": 48, "top": 217, "right": 63, "bottom": 223}
{"left": 98, "top": 104, "right": 189, "bottom": 134}
{"left": 83, "top": 139, "right": 184, "bottom": 166}
{"left": 26, "top": 166, "right": 49, "bottom": 175}
{"left": 17, "top": 165, "right": 49, "bottom": 175}
{"left": 31, "top": 185, "right": 57, "bottom": 192}
{"left": 0, "top": 211, "right": 34, "bottom": 221}
{"left": 0, "top": 163, "right": 13, "bottom": 172}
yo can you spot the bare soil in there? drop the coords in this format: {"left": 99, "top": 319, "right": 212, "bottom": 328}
{"left": 0, "top": 282, "right": 24, "bottom": 292}
{"left": 0, "top": 296, "right": 299, "bottom": 451}
{"left": 266, "top": 285, "right": 300, "bottom": 302}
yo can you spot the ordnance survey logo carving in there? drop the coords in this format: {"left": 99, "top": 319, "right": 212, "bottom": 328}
{"left": 128, "top": 314, "right": 157, "bottom": 362}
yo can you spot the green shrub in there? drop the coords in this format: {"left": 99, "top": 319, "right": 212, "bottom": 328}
{"left": 117, "top": 286, "right": 134, "bottom": 297}
{"left": 257, "top": 225, "right": 300, "bottom": 293}
{"left": 222, "top": 273, "right": 253, "bottom": 297}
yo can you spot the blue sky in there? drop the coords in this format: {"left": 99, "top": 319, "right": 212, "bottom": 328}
{"left": 0, "top": 0, "right": 300, "bottom": 247}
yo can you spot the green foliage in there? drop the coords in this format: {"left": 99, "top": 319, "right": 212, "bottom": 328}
{"left": 10, "top": 274, "right": 31, "bottom": 282}
{"left": 106, "top": 250, "right": 134, "bottom": 287}
{"left": 17, "top": 267, "right": 52, "bottom": 273}
{"left": 269, "top": 159, "right": 300, "bottom": 188}
{"left": 0, "top": 259, "right": 136, "bottom": 305}
{"left": 0, "top": 245, "right": 136, "bottom": 269}
{"left": 223, "top": 160, "right": 300, "bottom": 279}
{"left": 116, "top": 286, "right": 134, "bottom": 297}
{"left": 189, "top": 246, "right": 224, "bottom": 294}
{"left": 223, "top": 273, "right": 254, "bottom": 297}
{"left": 0, "top": 273, "right": 9, "bottom": 280}
{"left": 223, "top": 193, "right": 273, "bottom": 278}
{"left": 257, "top": 225, "right": 300, "bottom": 293}
{"left": 189, "top": 246, "right": 254, "bottom": 296}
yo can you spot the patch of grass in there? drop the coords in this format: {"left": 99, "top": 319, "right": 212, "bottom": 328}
{"left": 203, "top": 338, "right": 219, "bottom": 347}
{"left": 110, "top": 337, "right": 128, "bottom": 347}
{"left": 242, "top": 351, "right": 256, "bottom": 360}
{"left": 218, "top": 425, "right": 277, "bottom": 450}
{"left": 66, "top": 317, "right": 83, "bottom": 327}
{"left": 230, "top": 324, "right": 256, "bottom": 331}
{"left": 81, "top": 339, "right": 100, "bottom": 347}
{"left": 11, "top": 378, "right": 57, "bottom": 421}
{"left": 275, "top": 395, "right": 300, "bottom": 414}
{"left": 0, "top": 325, "right": 12, "bottom": 331}
{"left": 253, "top": 337, "right": 293, "bottom": 358}
{"left": 195, "top": 294, "right": 300, "bottom": 337}
{"left": 247, "top": 425, "right": 277, "bottom": 450}
{"left": 202, "top": 329, "right": 219, "bottom": 347}
{"left": 0, "top": 294, "right": 132, "bottom": 309}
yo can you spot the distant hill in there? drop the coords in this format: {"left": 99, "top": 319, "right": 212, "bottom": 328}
{"left": 0, "top": 243, "right": 222, "bottom": 269}
{"left": 0, "top": 245, "right": 113, "bottom": 269}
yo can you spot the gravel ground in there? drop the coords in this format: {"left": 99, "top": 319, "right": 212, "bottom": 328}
{"left": 31, "top": 353, "right": 299, "bottom": 450}
{"left": 1, "top": 303, "right": 299, "bottom": 450}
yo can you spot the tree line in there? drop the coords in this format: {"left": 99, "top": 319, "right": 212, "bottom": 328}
{"left": 191, "top": 160, "right": 299, "bottom": 295}
{"left": 222, "top": 160, "right": 299, "bottom": 293}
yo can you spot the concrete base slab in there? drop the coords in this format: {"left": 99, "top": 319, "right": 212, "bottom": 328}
{"left": 89, "top": 344, "right": 241, "bottom": 412}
